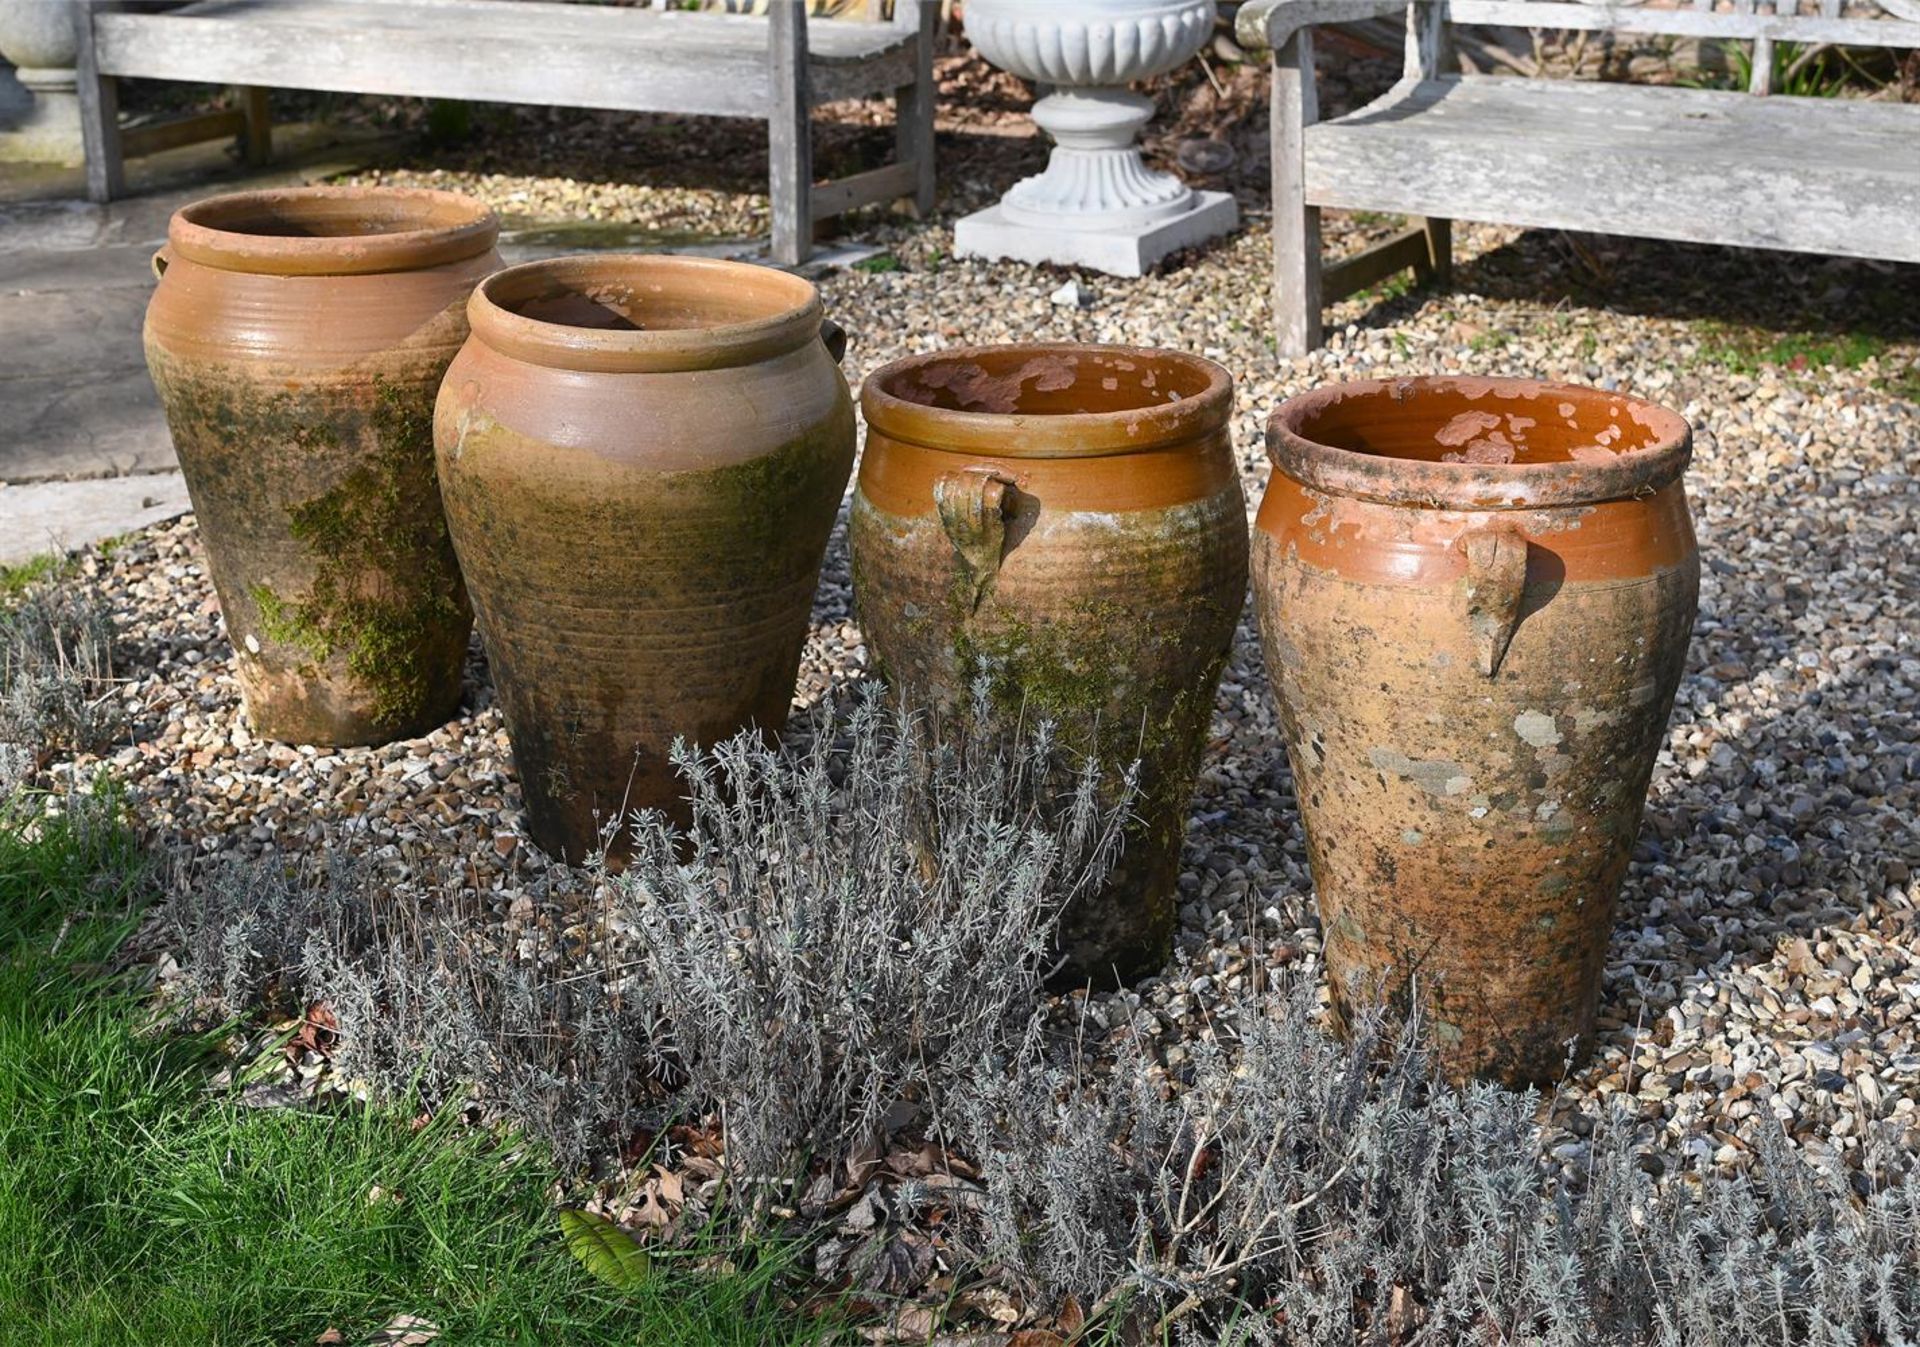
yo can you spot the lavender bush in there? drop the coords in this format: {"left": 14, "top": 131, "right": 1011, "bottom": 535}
{"left": 154, "top": 684, "right": 1920, "bottom": 1343}
{"left": 962, "top": 977, "right": 1920, "bottom": 1345}
{"left": 1, "top": 577, "right": 118, "bottom": 792}
{"left": 161, "top": 689, "right": 1131, "bottom": 1178}
{"left": 610, "top": 686, "right": 1132, "bottom": 1198}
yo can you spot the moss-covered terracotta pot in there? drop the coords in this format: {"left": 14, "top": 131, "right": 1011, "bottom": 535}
{"left": 851, "top": 344, "right": 1247, "bottom": 985}
{"left": 435, "top": 254, "right": 855, "bottom": 862}
{"left": 145, "top": 186, "right": 498, "bottom": 745}
{"left": 1253, "top": 377, "right": 1699, "bottom": 1086}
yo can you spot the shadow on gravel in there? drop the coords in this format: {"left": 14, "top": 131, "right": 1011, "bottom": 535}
{"left": 1334, "top": 227, "right": 1920, "bottom": 377}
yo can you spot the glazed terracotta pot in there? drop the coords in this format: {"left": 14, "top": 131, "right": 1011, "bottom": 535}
{"left": 1253, "top": 377, "right": 1699, "bottom": 1085}
{"left": 145, "top": 186, "right": 499, "bottom": 745}
{"left": 435, "top": 255, "right": 855, "bottom": 862}
{"left": 851, "top": 344, "right": 1247, "bottom": 984}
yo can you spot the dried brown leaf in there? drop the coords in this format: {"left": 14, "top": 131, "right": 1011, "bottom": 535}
{"left": 859, "top": 1231, "right": 937, "bottom": 1296}
{"left": 360, "top": 1314, "right": 439, "bottom": 1346}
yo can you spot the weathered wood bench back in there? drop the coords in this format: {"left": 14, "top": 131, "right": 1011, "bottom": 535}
{"left": 1239, "top": 0, "right": 1920, "bottom": 354}
{"left": 1451, "top": 1, "right": 1920, "bottom": 92}
{"left": 74, "top": 0, "right": 938, "bottom": 265}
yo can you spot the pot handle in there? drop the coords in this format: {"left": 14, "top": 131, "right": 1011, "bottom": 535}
{"left": 934, "top": 467, "right": 1016, "bottom": 613}
{"left": 1457, "top": 523, "right": 1530, "bottom": 677}
{"left": 820, "top": 316, "right": 848, "bottom": 364}
{"left": 151, "top": 248, "right": 170, "bottom": 280}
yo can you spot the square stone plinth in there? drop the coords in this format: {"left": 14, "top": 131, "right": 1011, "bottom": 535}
{"left": 953, "top": 191, "right": 1238, "bottom": 278}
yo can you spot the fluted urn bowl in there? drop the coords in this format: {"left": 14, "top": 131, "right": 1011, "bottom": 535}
{"left": 964, "top": 0, "right": 1215, "bottom": 87}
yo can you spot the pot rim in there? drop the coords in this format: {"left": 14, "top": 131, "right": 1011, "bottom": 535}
{"left": 1268, "top": 376, "right": 1692, "bottom": 510}
{"left": 467, "top": 254, "right": 823, "bottom": 374}
{"left": 166, "top": 186, "right": 499, "bottom": 277}
{"left": 860, "top": 342, "right": 1233, "bottom": 458}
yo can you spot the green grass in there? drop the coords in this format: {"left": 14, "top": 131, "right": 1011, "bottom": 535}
{"left": 1681, "top": 39, "right": 1871, "bottom": 99}
{"left": 1698, "top": 322, "right": 1920, "bottom": 400}
{"left": 1352, "top": 271, "right": 1417, "bottom": 307}
{"left": 0, "top": 553, "right": 69, "bottom": 601}
{"left": 0, "top": 788, "right": 834, "bottom": 1347}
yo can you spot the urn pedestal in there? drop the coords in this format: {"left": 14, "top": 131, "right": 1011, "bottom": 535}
{"left": 0, "top": 1, "right": 82, "bottom": 165}
{"left": 953, "top": 0, "right": 1237, "bottom": 277}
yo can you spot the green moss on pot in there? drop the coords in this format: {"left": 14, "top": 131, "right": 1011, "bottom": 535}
{"left": 256, "top": 378, "right": 467, "bottom": 728}
{"left": 146, "top": 353, "right": 470, "bottom": 738}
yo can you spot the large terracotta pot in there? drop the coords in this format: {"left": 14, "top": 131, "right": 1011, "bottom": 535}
{"left": 434, "top": 255, "right": 856, "bottom": 862}
{"left": 851, "top": 344, "right": 1247, "bottom": 984}
{"left": 1253, "top": 377, "right": 1699, "bottom": 1085}
{"left": 145, "top": 186, "right": 499, "bottom": 745}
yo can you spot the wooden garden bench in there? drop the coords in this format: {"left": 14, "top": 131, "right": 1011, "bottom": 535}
{"left": 73, "top": 0, "right": 938, "bottom": 264}
{"left": 1237, "top": 0, "right": 1920, "bottom": 354}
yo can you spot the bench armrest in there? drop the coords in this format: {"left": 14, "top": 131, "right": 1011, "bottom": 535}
{"left": 1236, "top": 0, "right": 1408, "bottom": 52}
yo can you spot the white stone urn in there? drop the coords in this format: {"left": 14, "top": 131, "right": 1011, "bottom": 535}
{"left": 954, "top": 0, "right": 1237, "bottom": 276}
{"left": 0, "top": 0, "right": 84, "bottom": 165}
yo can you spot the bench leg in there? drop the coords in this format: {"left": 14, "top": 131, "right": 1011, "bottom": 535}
{"left": 1275, "top": 203, "right": 1324, "bottom": 359}
{"left": 895, "top": 0, "right": 936, "bottom": 217}
{"left": 1422, "top": 216, "right": 1452, "bottom": 288}
{"left": 768, "top": 0, "right": 813, "bottom": 266}
{"left": 1271, "top": 31, "right": 1321, "bottom": 357}
{"left": 238, "top": 86, "right": 272, "bottom": 167}
{"left": 75, "top": 31, "right": 125, "bottom": 202}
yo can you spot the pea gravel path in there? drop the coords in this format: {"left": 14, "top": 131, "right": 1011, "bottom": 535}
{"left": 48, "top": 198, "right": 1920, "bottom": 1189}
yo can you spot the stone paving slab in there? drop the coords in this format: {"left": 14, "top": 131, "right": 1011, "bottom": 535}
{"left": 0, "top": 124, "right": 396, "bottom": 489}
{"left": 0, "top": 471, "right": 192, "bottom": 566}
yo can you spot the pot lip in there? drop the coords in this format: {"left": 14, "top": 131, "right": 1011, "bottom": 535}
{"left": 466, "top": 254, "right": 823, "bottom": 373}
{"left": 860, "top": 342, "right": 1233, "bottom": 458}
{"left": 166, "top": 186, "right": 499, "bottom": 276}
{"left": 1267, "top": 376, "right": 1692, "bottom": 510}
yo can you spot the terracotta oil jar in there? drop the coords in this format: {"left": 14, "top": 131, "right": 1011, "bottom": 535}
{"left": 1252, "top": 377, "right": 1699, "bottom": 1086}
{"left": 145, "top": 186, "right": 499, "bottom": 745}
{"left": 434, "top": 255, "right": 855, "bottom": 863}
{"left": 851, "top": 344, "right": 1248, "bottom": 985}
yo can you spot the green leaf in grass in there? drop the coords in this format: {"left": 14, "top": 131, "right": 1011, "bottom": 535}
{"left": 559, "top": 1209, "right": 653, "bottom": 1292}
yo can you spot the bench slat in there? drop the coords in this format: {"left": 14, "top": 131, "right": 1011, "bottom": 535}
{"left": 1305, "top": 77, "right": 1920, "bottom": 264}
{"left": 150, "top": 0, "right": 917, "bottom": 62}
{"left": 1448, "top": 0, "right": 1920, "bottom": 48}
{"left": 93, "top": 0, "right": 915, "bottom": 117}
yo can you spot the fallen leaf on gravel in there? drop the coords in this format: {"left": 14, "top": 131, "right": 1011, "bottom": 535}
{"left": 895, "top": 1306, "right": 940, "bottom": 1339}
{"left": 955, "top": 1285, "right": 1020, "bottom": 1326}
{"left": 843, "top": 1187, "right": 888, "bottom": 1233}
{"left": 1054, "top": 1295, "right": 1085, "bottom": 1337}
{"left": 858, "top": 1230, "right": 936, "bottom": 1296}
{"left": 286, "top": 1000, "right": 338, "bottom": 1061}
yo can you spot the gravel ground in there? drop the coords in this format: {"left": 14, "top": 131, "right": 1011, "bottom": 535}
{"left": 43, "top": 52, "right": 1920, "bottom": 1188}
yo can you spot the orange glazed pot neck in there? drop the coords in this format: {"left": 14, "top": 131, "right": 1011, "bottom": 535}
{"left": 861, "top": 343, "right": 1232, "bottom": 458}
{"left": 467, "top": 254, "right": 826, "bottom": 374}
{"left": 166, "top": 186, "right": 498, "bottom": 277}
{"left": 1269, "top": 376, "right": 1691, "bottom": 511}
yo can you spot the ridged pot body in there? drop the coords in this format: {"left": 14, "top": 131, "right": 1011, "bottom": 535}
{"left": 851, "top": 345, "right": 1247, "bottom": 984}
{"left": 144, "top": 187, "right": 498, "bottom": 746}
{"left": 435, "top": 255, "right": 855, "bottom": 863}
{"left": 1252, "top": 377, "right": 1700, "bottom": 1085}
